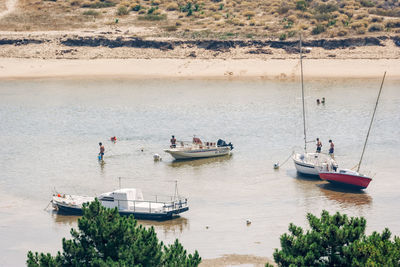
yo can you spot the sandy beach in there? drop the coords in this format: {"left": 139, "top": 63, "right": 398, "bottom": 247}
{"left": 0, "top": 57, "right": 398, "bottom": 80}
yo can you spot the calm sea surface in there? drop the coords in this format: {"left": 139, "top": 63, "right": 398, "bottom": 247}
{"left": 0, "top": 77, "right": 399, "bottom": 266}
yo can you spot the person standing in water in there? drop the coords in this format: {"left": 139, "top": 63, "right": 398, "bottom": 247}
{"left": 316, "top": 138, "right": 322, "bottom": 153}
{"left": 99, "top": 142, "right": 105, "bottom": 160}
{"left": 328, "top": 139, "right": 334, "bottom": 158}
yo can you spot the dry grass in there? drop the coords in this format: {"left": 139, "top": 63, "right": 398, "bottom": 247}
{"left": 0, "top": 0, "right": 399, "bottom": 39}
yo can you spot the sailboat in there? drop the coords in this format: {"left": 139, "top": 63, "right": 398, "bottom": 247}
{"left": 292, "top": 35, "right": 338, "bottom": 176}
{"left": 319, "top": 72, "right": 386, "bottom": 189}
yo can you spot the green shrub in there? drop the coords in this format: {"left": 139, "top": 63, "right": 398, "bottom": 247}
{"left": 131, "top": 4, "right": 141, "bottom": 11}
{"left": 163, "top": 25, "right": 178, "bottom": 32}
{"left": 279, "top": 33, "right": 287, "bottom": 40}
{"left": 370, "top": 16, "right": 383, "bottom": 22}
{"left": 311, "top": 24, "right": 325, "bottom": 34}
{"left": 81, "top": 0, "right": 115, "bottom": 8}
{"left": 316, "top": 3, "right": 338, "bottom": 13}
{"left": 277, "top": 5, "right": 289, "bottom": 15}
{"left": 368, "top": 23, "right": 383, "bottom": 32}
{"left": 270, "top": 210, "right": 400, "bottom": 267}
{"left": 148, "top": 6, "right": 158, "bottom": 14}
{"left": 138, "top": 14, "right": 167, "bottom": 20}
{"left": 116, "top": 5, "right": 129, "bottom": 16}
{"left": 360, "top": 0, "right": 375, "bottom": 7}
{"left": 386, "top": 20, "right": 400, "bottom": 28}
{"left": 82, "top": 9, "right": 99, "bottom": 16}
{"left": 296, "top": 0, "right": 307, "bottom": 11}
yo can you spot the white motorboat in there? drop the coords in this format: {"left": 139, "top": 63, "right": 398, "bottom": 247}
{"left": 292, "top": 35, "right": 338, "bottom": 177}
{"left": 52, "top": 187, "right": 188, "bottom": 220}
{"left": 164, "top": 137, "right": 233, "bottom": 160}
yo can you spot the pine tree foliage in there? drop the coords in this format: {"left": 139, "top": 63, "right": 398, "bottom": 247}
{"left": 27, "top": 199, "right": 201, "bottom": 267}
{"left": 271, "top": 210, "right": 400, "bottom": 267}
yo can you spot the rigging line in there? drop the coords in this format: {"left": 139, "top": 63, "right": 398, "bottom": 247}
{"left": 357, "top": 71, "right": 386, "bottom": 172}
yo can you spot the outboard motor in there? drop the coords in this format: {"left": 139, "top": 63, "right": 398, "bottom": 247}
{"left": 217, "top": 139, "right": 234, "bottom": 150}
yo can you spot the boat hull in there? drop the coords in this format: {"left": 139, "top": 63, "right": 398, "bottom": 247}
{"left": 292, "top": 152, "right": 338, "bottom": 177}
{"left": 293, "top": 159, "right": 320, "bottom": 176}
{"left": 54, "top": 202, "right": 189, "bottom": 220}
{"left": 165, "top": 147, "right": 231, "bottom": 160}
{"left": 319, "top": 171, "right": 372, "bottom": 190}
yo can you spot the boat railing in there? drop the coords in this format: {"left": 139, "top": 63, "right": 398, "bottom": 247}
{"left": 114, "top": 197, "right": 188, "bottom": 213}
{"left": 173, "top": 140, "right": 217, "bottom": 149}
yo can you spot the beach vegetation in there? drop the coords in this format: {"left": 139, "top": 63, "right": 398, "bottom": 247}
{"left": 116, "top": 5, "right": 129, "bottom": 15}
{"left": 368, "top": 22, "right": 383, "bottom": 32}
{"left": 82, "top": 9, "right": 100, "bottom": 16}
{"left": 26, "top": 199, "right": 201, "bottom": 267}
{"left": 311, "top": 24, "right": 325, "bottom": 34}
{"left": 2, "top": 0, "right": 400, "bottom": 36}
{"left": 269, "top": 210, "right": 400, "bottom": 267}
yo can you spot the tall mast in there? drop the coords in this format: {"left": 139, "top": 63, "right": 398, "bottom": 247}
{"left": 299, "top": 34, "right": 307, "bottom": 152}
{"left": 357, "top": 71, "right": 386, "bottom": 172}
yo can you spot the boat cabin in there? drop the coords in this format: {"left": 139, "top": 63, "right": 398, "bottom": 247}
{"left": 99, "top": 188, "right": 144, "bottom": 210}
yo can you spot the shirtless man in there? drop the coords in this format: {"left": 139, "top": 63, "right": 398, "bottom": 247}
{"left": 316, "top": 138, "right": 322, "bottom": 153}
{"left": 170, "top": 135, "right": 176, "bottom": 148}
{"left": 99, "top": 142, "right": 105, "bottom": 160}
{"left": 328, "top": 139, "right": 334, "bottom": 158}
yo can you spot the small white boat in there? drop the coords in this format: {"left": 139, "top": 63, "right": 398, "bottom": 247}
{"left": 293, "top": 152, "right": 338, "bottom": 176}
{"left": 52, "top": 188, "right": 188, "bottom": 220}
{"left": 164, "top": 137, "right": 233, "bottom": 160}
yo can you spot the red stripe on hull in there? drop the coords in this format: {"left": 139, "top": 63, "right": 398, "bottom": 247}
{"left": 319, "top": 172, "right": 372, "bottom": 189}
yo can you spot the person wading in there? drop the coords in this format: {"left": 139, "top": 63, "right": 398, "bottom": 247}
{"left": 99, "top": 142, "right": 105, "bottom": 160}
{"left": 328, "top": 139, "right": 334, "bottom": 158}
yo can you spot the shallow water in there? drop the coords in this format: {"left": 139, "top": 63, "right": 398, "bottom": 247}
{"left": 0, "top": 77, "right": 399, "bottom": 266}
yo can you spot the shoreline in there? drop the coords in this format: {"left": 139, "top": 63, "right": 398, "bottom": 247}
{"left": 0, "top": 58, "right": 399, "bottom": 80}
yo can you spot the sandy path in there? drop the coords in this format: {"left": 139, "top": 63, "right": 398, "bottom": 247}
{"left": 0, "top": 0, "right": 17, "bottom": 18}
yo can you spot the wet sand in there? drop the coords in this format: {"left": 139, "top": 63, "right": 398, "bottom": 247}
{"left": 0, "top": 58, "right": 399, "bottom": 80}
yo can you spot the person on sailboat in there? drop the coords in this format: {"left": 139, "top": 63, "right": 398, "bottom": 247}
{"left": 99, "top": 142, "right": 105, "bottom": 160}
{"left": 328, "top": 139, "right": 334, "bottom": 157}
{"left": 322, "top": 97, "right": 326, "bottom": 104}
{"left": 316, "top": 138, "right": 322, "bottom": 153}
{"left": 170, "top": 135, "right": 177, "bottom": 148}
{"left": 316, "top": 99, "right": 320, "bottom": 105}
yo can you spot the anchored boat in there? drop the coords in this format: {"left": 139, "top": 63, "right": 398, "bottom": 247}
{"left": 164, "top": 137, "right": 233, "bottom": 160}
{"left": 292, "top": 35, "right": 338, "bottom": 177}
{"left": 52, "top": 187, "right": 188, "bottom": 220}
{"left": 319, "top": 72, "right": 386, "bottom": 189}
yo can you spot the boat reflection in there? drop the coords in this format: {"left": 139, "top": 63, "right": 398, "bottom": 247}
{"left": 318, "top": 183, "right": 372, "bottom": 207}
{"left": 168, "top": 154, "right": 232, "bottom": 168}
{"left": 138, "top": 216, "right": 189, "bottom": 236}
{"left": 52, "top": 212, "right": 189, "bottom": 235}
{"left": 52, "top": 212, "right": 80, "bottom": 226}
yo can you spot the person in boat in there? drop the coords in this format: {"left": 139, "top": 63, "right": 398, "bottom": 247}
{"left": 328, "top": 139, "right": 334, "bottom": 158}
{"left": 170, "top": 135, "right": 176, "bottom": 148}
{"left": 316, "top": 138, "right": 322, "bottom": 153}
{"left": 110, "top": 136, "right": 117, "bottom": 143}
{"left": 99, "top": 142, "right": 105, "bottom": 160}
{"left": 322, "top": 97, "right": 326, "bottom": 104}
{"left": 316, "top": 99, "right": 320, "bottom": 105}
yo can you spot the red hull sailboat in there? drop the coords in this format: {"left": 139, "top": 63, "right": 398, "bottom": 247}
{"left": 319, "top": 72, "right": 386, "bottom": 190}
{"left": 319, "top": 169, "right": 372, "bottom": 189}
